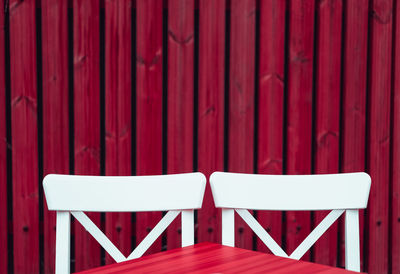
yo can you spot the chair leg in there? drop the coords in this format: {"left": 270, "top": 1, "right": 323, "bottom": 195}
{"left": 56, "top": 211, "right": 71, "bottom": 274}
{"left": 222, "top": 209, "right": 235, "bottom": 247}
{"left": 181, "top": 210, "right": 194, "bottom": 247}
{"left": 345, "top": 209, "right": 361, "bottom": 272}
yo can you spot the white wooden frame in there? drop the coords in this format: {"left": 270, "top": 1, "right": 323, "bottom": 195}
{"left": 43, "top": 172, "right": 206, "bottom": 274}
{"left": 210, "top": 171, "right": 371, "bottom": 272}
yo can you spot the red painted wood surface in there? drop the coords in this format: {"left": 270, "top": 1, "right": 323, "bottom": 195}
{"left": 0, "top": 0, "right": 8, "bottom": 272}
{"left": 3, "top": 2, "right": 400, "bottom": 273}
{"left": 9, "top": 0, "right": 39, "bottom": 273}
{"left": 41, "top": 0, "right": 70, "bottom": 273}
{"left": 104, "top": 0, "right": 132, "bottom": 264}
{"left": 340, "top": 0, "right": 368, "bottom": 269}
{"left": 367, "top": 0, "right": 392, "bottom": 273}
{"left": 76, "top": 243, "right": 357, "bottom": 274}
{"left": 136, "top": 0, "right": 163, "bottom": 255}
{"left": 197, "top": 0, "right": 225, "bottom": 245}
{"left": 73, "top": 0, "right": 101, "bottom": 271}
{"left": 392, "top": 1, "right": 400, "bottom": 272}
{"left": 313, "top": 0, "right": 342, "bottom": 267}
{"left": 256, "top": 0, "right": 285, "bottom": 253}
{"left": 167, "top": 0, "right": 194, "bottom": 250}
{"left": 41, "top": 1, "right": 70, "bottom": 273}
{"left": 285, "top": 0, "right": 315, "bottom": 260}
{"left": 228, "top": 0, "right": 256, "bottom": 250}
{"left": 392, "top": 5, "right": 400, "bottom": 274}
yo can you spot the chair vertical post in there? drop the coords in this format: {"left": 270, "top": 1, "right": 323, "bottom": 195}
{"left": 56, "top": 211, "right": 71, "bottom": 274}
{"left": 345, "top": 209, "right": 360, "bottom": 272}
{"left": 181, "top": 210, "right": 194, "bottom": 247}
{"left": 222, "top": 209, "right": 235, "bottom": 247}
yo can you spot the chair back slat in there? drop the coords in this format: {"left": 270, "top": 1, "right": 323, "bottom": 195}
{"left": 235, "top": 209, "right": 288, "bottom": 257}
{"left": 127, "top": 210, "right": 181, "bottom": 260}
{"left": 44, "top": 172, "right": 206, "bottom": 212}
{"left": 288, "top": 209, "right": 344, "bottom": 260}
{"left": 71, "top": 211, "right": 127, "bottom": 262}
{"left": 210, "top": 172, "right": 371, "bottom": 210}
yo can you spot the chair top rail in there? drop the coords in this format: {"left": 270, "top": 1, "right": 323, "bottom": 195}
{"left": 44, "top": 172, "right": 206, "bottom": 212}
{"left": 210, "top": 172, "right": 371, "bottom": 210}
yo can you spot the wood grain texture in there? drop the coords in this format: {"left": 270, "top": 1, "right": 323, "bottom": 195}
{"left": 313, "top": 0, "right": 342, "bottom": 267}
{"left": 41, "top": 1, "right": 70, "bottom": 273}
{"left": 197, "top": 0, "right": 225, "bottom": 245}
{"left": 366, "top": 0, "right": 392, "bottom": 273}
{"left": 136, "top": 0, "right": 163, "bottom": 255}
{"left": 76, "top": 243, "right": 356, "bottom": 274}
{"left": 256, "top": 0, "right": 285, "bottom": 253}
{"left": 9, "top": 0, "right": 39, "bottom": 272}
{"left": 167, "top": 0, "right": 195, "bottom": 250}
{"left": 104, "top": 0, "right": 132, "bottom": 264}
{"left": 392, "top": 1, "right": 400, "bottom": 272}
{"left": 0, "top": 0, "right": 8, "bottom": 272}
{"left": 73, "top": 0, "right": 101, "bottom": 271}
{"left": 340, "top": 0, "right": 368, "bottom": 269}
{"left": 228, "top": 0, "right": 256, "bottom": 250}
{"left": 285, "top": 0, "right": 315, "bottom": 261}
{"left": 1, "top": 1, "right": 399, "bottom": 271}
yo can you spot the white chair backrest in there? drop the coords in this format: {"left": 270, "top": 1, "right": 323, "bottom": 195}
{"left": 43, "top": 172, "right": 206, "bottom": 274}
{"left": 210, "top": 171, "right": 371, "bottom": 272}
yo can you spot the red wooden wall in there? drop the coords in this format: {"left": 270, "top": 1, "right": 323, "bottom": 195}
{"left": 0, "top": 0, "right": 399, "bottom": 273}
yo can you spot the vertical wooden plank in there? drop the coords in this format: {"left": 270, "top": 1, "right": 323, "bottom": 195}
{"left": 73, "top": 0, "right": 101, "bottom": 271}
{"left": 313, "top": 0, "right": 342, "bottom": 267}
{"left": 9, "top": 0, "right": 39, "bottom": 273}
{"left": 42, "top": 0, "right": 70, "bottom": 273}
{"left": 136, "top": 0, "right": 163, "bottom": 255}
{"left": 341, "top": 0, "right": 368, "bottom": 269}
{"left": 392, "top": 0, "right": 400, "bottom": 270}
{"left": 228, "top": 0, "right": 256, "bottom": 250}
{"left": 105, "top": 0, "right": 132, "bottom": 264}
{"left": 256, "top": 0, "right": 285, "bottom": 253}
{"left": 392, "top": 1, "right": 400, "bottom": 272}
{"left": 285, "top": 0, "right": 315, "bottom": 261}
{"left": 0, "top": 0, "right": 8, "bottom": 272}
{"left": 167, "top": 0, "right": 194, "bottom": 250}
{"left": 197, "top": 0, "right": 225, "bottom": 244}
{"left": 367, "top": 0, "right": 392, "bottom": 273}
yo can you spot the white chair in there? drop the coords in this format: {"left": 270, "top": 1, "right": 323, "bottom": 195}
{"left": 43, "top": 172, "right": 206, "bottom": 274}
{"left": 210, "top": 171, "right": 371, "bottom": 272}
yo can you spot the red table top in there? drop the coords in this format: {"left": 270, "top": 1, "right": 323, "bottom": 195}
{"left": 76, "top": 242, "right": 358, "bottom": 273}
